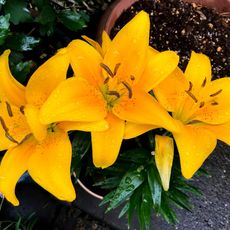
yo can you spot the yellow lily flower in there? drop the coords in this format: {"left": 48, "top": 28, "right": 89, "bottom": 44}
{"left": 40, "top": 11, "right": 180, "bottom": 168}
{"left": 0, "top": 49, "right": 108, "bottom": 205}
{"left": 125, "top": 51, "right": 230, "bottom": 179}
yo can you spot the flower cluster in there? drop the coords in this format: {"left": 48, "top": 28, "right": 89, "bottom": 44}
{"left": 0, "top": 11, "right": 229, "bottom": 206}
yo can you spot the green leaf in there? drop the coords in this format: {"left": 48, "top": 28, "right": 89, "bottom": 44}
{"left": 107, "top": 168, "right": 145, "bottom": 211}
{"left": 118, "top": 203, "right": 129, "bottom": 219}
{"left": 4, "top": 0, "right": 32, "bottom": 25}
{"left": 58, "top": 10, "right": 89, "bottom": 32}
{"left": 6, "top": 34, "right": 40, "bottom": 51}
{"left": 93, "top": 177, "right": 121, "bottom": 189}
{"left": 100, "top": 190, "right": 116, "bottom": 206}
{"left": 0, "top": 0, "right": 6, "bottom": 5}
{"left": 147, "top": 166, "right": 162, "bottom": 209}
{"left": 119, "top": 148, "right": 149, "bottom": 164}
{"left": 0, "top": 14, "right": 10, "bottom": 45}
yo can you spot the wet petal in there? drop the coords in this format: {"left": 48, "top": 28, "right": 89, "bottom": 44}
{"left": 58, "top": 120, "right": 109, "bottom": 132}
{"left": 0, "top": 137, "right": 36, "bottom": 205}
{"left": 193, "top": 78, "right": 230, "bottom": 124}
{"left": 26, "top": 49, "right": 69, "bottom": 107}
{"left": 40, "top": 77, "right": 107, "bottom": 124}
{"left": 91, "top": 113, "right": 124, "bottom": 168}
{"left": 113, "top": 89, "right": 180, "bottom": 133}
{"left": 0, "top": 50, "right": 26, "bottom": 106}
{"left": 173, "top": 123, "right": 217, "bottom": 179}
{"left": 82, "top": 35, "right": 103, "bottom": 56}
{"left": 24, "top": 104, "right": 47, "bottom": 141}
{"left": 28, "top": 128, "right": 76, "bottom": 202}
{"left": 101, "top": 31, "right": 112, "bottom": 55}
{"left": 137, "top": 50, "right": 179, "bottom": 92}
{"left": 185, "top": 51, "right": 212, "bottom": 89}
{"left": 155, "top": 135, "right": 174, "bottom": 191}
{"left": 104, "top": 11, "right": 149, "bottom": 83}
{"left": 124, "top": 122, "right": 157, "bottom": 139}
{"left": 68, "top": 39, "right": 103, "bottom": 86}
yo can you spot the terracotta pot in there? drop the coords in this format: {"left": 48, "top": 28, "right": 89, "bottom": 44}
{"left": 97, "top": 0, "right": 230, "bottom": 40}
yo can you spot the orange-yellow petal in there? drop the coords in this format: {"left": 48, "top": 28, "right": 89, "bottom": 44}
{"left": 155, "top": 135, "right": 174, "bottom": 191}
{"left": 124, "top": 122, "right": 157, "bottom": 139}
{"left": 82, "top": 35, "right": 104, "bottom": 56}
{"left": 39, "top": 77, "right": 107, "bottom": 124}
{"left": 67, "top": 39, "right": 103, "bottom": 87}
{"left": 28, "top": 128, "right": 76, "bottom": 202}
{"left": 103, "top": 11, "right": 150, "bottom": 83}
{"left": 0, "top": 137, "right": 36, "bottom": 205}
{"left": 0, "top": 50, "right": 26, "bottom": 106}
{"left": 185, "top": 51, "right": 212, "bottom": 89}
{"left": 24, "top": 104, "right": 47, "bottom": 141}
{"left": 112, "top": 89, "right": 180, "bottom": 133}
{"left": 26, "top": 48, "right": 69, "bottom": 107}
{"left": 137, "top": 50, "right": 179, "bottom": 92}
{"left": 91, "top": 113, "right": 125, "bottom": 168}
{"left": 101, "top": 31, "right": 112, "bottom": 55}
{"left": 173, "top": 123, "right": 217, "bottom": 179}
{"left": 58, "top": 120, "right": 109, "bottom": 132}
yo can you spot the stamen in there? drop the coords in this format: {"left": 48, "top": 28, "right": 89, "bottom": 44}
{"left": 104, "top": 77, "right": 110, "bottom": 84}
{"left": 107, "top": 91, "right": 120, "bottom": 98}
{"left": 100, "top": 63, "right": 114, "bottom": 77}
{"left": 199, "top": 101, "right": 205, "bottom": 108}
{"left": 20, "top": 106, "right": 25, "bottom": 114}
{"left": 0, "top": 116, "right": 9, "bottom": 132}
{"left": 185, "top": 90, "right": 198, "bottom": 103}
{"left": 201, "top": 77, "right": 207, "bottom": 87}
{"left": 5, "top": 132, "right": 19, "bottom": 144}
{"left": 211, "top": 101, "right": 219, "bottom": 106}
{"left": 210, "top": 89, "right": 222, "bottom": 97}
{"left": 187, "top": 81, "right": 193, "bottom": 92}
{"left": 122, "top": 81, "right": 133, "bottom": 99}
{"left": 19, "top": 133, "right": 32, "bottom": 144}
{"left": 130, "top": 75, "right": 135, "bottom": 81}
{"left": 6, "top": 101, "right": 13, "bottom": 117}
{"left": 113, "top": 63, "right": 121, "bottom": 76}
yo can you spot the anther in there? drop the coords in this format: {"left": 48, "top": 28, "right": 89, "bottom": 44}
{"left": 6, "top": 101, "right": 13, "bottom": 117}
{"left": 107, "top": 91, "right": 120, "bottom": 98}
{"left": 19, "top": 133, "right": 32, "bottom": 144}
{"left": 210, "top": 89, "right": 222, "bottom": 97}
{"left": 201, "top": 77, "right": 207, "bottom": 87}
{"left": 187, "top": 81, "right": 193, "bottom": 92}
{"left": 0, "top": 116, "right": 9, "bottom": 132}
{"left": 130, "top": 75, "right": 135, "bottom": 81}
{"left": 20, "top": 106, "right": 25, "bottom": 114}
{"left": 185, "top": 90, "right": 198, "bottom": 103}
{"left": 199, "top": 101, "right": 205, "bottom": 108}
{"left": 211, "top": 101, "right": 219, "bottom": 106}
{"left": 122, "top": 81, "right": 133, "bottom": 99}
{"left": 5, "top": 132, "right": 19, "bottom": 144}
{"left": 104, "top": 77, "right": 110, "bottom": 84}
{"left": 100, "top": 63, "right": 114, "bottom": 77}
{"left": 113, "top": 63, "right": 121, "bottom": 76}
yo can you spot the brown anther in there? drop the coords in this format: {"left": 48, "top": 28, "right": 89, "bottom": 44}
{"left": 130, "top": 75, "right": 135, "bottom": 81}
{"left": 103, "top": 77, "right": 110, "bottom": 84}
{"left": 201, "top": 77, "right": 207, "bottom": 87}
{"left": 19, "top": 133, "right": 32, "bottom": 144}
{"left": 20, "top": 106, "right": 25, "bottom": 114}
{"left": 0, "top": 116, "right": 9, "bottom": 132}
{"left": 122, "top": 81, "right": 133, "bottom": 99}
{"left": 6, "top": 101, "right": 13, "bottom": 117}
{"left": 5, "top": 132, "right": 19, "bottom": 144}
{"left": 210, "top": 89, "right": 222, "bottom": 97}
{"left": 100, "top": 63, "right": 114, "bottom": 77}
{"left": 113, "top": 63, "right": 121, "bottom": 76}
{"left": 107, "top": 91, "right": 120, "bottom": 98}
{"left": 199, "top": 101, "right": 205, "bottom": 108}
{"left": 187, "top": 81, "right": 193, "bottom": 92}
{"left": 185, "top": 90, "right": 198, "bottom": 103}
{"left": 211, "top": 101, "right": 219, "bottom": 106}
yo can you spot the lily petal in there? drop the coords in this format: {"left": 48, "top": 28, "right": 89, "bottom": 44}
{"left": 173, "top": 123, "right": 217, "bottom": 179}
{"left": 101, "top": 31, "right": 112, "bottom": 55}
{"left": 103, "top": 11, "right": 149, "bottom": 83}
{"left": 91, "top": 113, "right": 125, "bottom": 168}
{"left": 185, "top": 51, "right": 212, "bottom": 89}
{"left": 58, "top": 120, "right": 109, "bottom": 132}
{"left": 155, "top": 135, "right": 174, "bottom": 191}
{"left": 124, "top": 122, "right": 157, "bottom": 139}
{"left": 28, "top": 128, "right": 76, "bottom": 202}
{"left": 82, "top": 35, "right": 104, "bottom": 56}
{"left": 68, "top": 39, "right": 103, "bottom": 87}
{"left": 0, "top": 137, "right": 35, "bottom": 205}
{"left": 137, "top": 50, "right": 179, "bottom": 92}
{"left": 24, "top": 104, "right": 47, "bottom": 142}
{"left": 39, "top": 77, "right": 107, "bottom": 124}
{"left": 193, "top": 78, "right": 230, "bottom": 124}
{"left": 26, "top": 49, "right": 69, "bottom": 107}
{"left": 113, "top": 89, "right": 180, "bottom": 133}
{"left": 0, "top": 50, "right": 26, "bottom": 106}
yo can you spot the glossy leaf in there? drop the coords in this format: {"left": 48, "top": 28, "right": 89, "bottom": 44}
{"left": 118, "top": 203, "right": 129, "bottom": 218}
{"left": 0, "top": 14, "right": 10, "bottom": 45}
{"left": 119, "top": 148, "right": 149, "bottom": 164}
{"left": 93, "top": 177, "right": 121, "bottom": 189}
